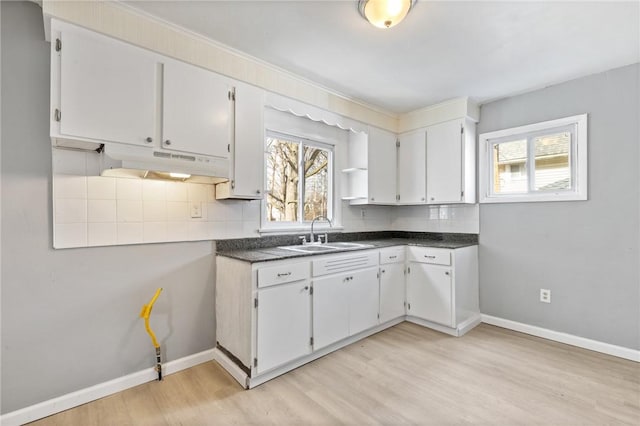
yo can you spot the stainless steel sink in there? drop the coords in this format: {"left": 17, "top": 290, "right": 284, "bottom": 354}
{"left": 324, "top": 242, "right": 375, "bottom": 249}
{"left": 278, "top": 241, "right": 375, "bottom": 253}
{"left": 278, "top": 245, "right": 338, "bottom": 253}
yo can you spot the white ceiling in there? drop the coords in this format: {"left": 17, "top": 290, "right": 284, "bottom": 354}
{"left": 124, "top": 1, "right": 640, "bottom": 114}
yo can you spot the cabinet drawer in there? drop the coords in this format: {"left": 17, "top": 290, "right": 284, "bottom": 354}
{"left": 258, "top": 262, "right": 310, "bottom": 288}
{"left": 380, "top": 247, "right": 405, "bottom": 264}
{"left": 408, "top": 246, "right": 451, "bottom": 266}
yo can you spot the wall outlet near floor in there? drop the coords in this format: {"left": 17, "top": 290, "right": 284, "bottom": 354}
{"left": 190, "top": 202, "right": 202, "bottom": 218}
{"left": 540, "top": 288, "right": 551, "bottom": 303}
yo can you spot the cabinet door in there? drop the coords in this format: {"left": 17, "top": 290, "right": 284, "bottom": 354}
{"left": 406, "top": 263, "right": 453, "bottom": 327}
{"left": 162, "top": 60, "right": 231, "bottom": 158}
{"left": 368, "top": 127, "right": 397, "bottom": 204}
{"left": 426, "top": 119, "right": 463, "bottom": 204}
{"left": 256, "top": 281, "right": 311, "bottom": 374}
{"left": 379, "top": 263, "right": 406, "bottom": 323}
{"left": 313, "top": 274, "right": 350, "bottom": 350}
{"left": 231, "top": 82, "right": 265, "bottom": 198}
{"left": 348, "top": 267, "right": 380, "bottom": 336}
{"left": 397, "top": 130, "right": 426, "bottom": 203}
{"left": 58, "top": 30, "right": 156, "bottom": 146}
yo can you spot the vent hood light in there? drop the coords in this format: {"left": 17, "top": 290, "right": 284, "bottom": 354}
{"left": 169, "top": 172, "right": 191, "bottom": 179}
{"left": 358, "top": 0, "right": 416, "bottom": 29}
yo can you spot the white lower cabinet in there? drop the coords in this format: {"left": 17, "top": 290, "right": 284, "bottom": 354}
{"left": 256, "top": 281, "right": 312, "bottom": 374}
{"left": 312, "top": 273, "right": 350, "bottom": 350}
{"left": 215, "top": 243, "right": 478, "bottom": 389}
{"left": 406, "top": 246, "right": 479, "bottom": 330}
{"left": 379, "top": 247, "right": 406, "bottom": 323}
{"left": 407, "top": 263, "right": 453, "bottom": 327}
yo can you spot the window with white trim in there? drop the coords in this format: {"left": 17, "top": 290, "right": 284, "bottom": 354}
{"left": 264, "top": 131, "right": 333, "bottom": 227}
{"left": 479, "top": 114, "right": 588, "bottom": 203}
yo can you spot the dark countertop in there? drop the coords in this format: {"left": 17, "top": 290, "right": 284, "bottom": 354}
{"left": 216, "top": 237, "right": 477, "bottom": 263}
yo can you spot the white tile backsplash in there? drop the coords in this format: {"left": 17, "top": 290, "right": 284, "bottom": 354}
{"left": 117, "top": 223, "right": 144, "bottom": 245}
{"left": 116, "top": 179, "right": 143, "bottom": 200}
{"left": 88, "top": 199, "right": 117, "bottom": 223}
{"left": 54, "top": 175, "right": 87, "bottom": 199}
{"left": 117, "top": 200, "right": 143, "bottom": 223}
{"left": 187, "top": 183, "right": 207, "bottom": 202}
{"left": 143, "top": 200, "right": 167, "bottom": 222}
{"left": 166, "top": 182, "right": 188, "bottom": 201}
{"left": 55, "top": 198, "right": 87, "bottom": 224}
{"left": 87, "top": 176, "right": 116, "bottom": 199}
{"left": 142, "top": 180, "right": 166, "bottom": 201}
{"left": 143, "top": 222, "right": 167, "bottom": 243}
{"left": 55, "top": 223, "right": 87, "bottom": 248}
{"left": 167, "top": 201, "right": 189, "bottom": 221}
{"left": 88, "top": 223, "right": 117, "bottom": 246}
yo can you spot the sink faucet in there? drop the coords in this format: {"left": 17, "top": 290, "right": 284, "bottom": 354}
{"left": 309, "top": 215, "right": 332, "bottom": 244}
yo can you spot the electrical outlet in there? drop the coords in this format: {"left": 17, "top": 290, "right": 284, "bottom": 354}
{"left": 540, "top": 289, "right": 551, "bottom": 303}
{"left": 190, "top": 202, "right": 202, "bottom": 218}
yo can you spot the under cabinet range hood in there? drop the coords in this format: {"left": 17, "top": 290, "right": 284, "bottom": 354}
{"left": 99, "top": 143, "right": 230, "bottom": 184}
{"left": 53, "top": 138, "right": 230, "bottom": 184}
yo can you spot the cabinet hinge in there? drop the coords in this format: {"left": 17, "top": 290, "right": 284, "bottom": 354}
{"left": 310, "top": 286, "right": 314, "bottom": 295}
{"left": 377, "top": 272, "right": 380, "bottom": 279}
{"left": 461, "top": 191, "right": 464, "bottom": 197}
{"left": 377, "top": 313, "right": 380, "bottom": 320}
{"left": 408, "top": 303, "right": 411, "bottom": 310}
{"left": 407, "top": 266, "right": 411, "bottom": 274}
{"left": 228, "top": 89, "right": 236, "bottom": 101}
{"left": 396, "top": 194, "right": 400, "bottom": 201}
{"left": 396, "top": 140, "right": 400, "bottom": 148}
{"left": 461, "top": 125, "right": 464, "bottom": 135}
{"left": 227, "top": 143, "right": 230, "bottom": 153}
{"left": 231, "top": 180, "right": 235, "bottom": 189}
{"left": 55, "top": 38, "right": 62, "bottom": 52}
{"left": 310, "top": 337, "right": 314, "bottom": 346}
{"left": 54, "top": 109, "right": 61, "bottom": 122}
{"left": 253, "top": 358, "right": 258, "bottom": 367}
{"left": 254, "top": 297, "right": 258, "bottom": 308}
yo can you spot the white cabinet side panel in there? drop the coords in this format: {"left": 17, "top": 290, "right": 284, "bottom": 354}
{"left": 453, "top": 246, "right": 479, "bottom": 326}
{"left": 215, "top": 256, "right": 253, "bottom": 368}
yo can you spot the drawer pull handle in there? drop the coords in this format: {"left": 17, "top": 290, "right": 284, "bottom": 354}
{"left": 389, "top": 255, "right": 397, "bottom": 259}
{"left": 277, "top": 272, "right": 291, "bottom": 277}
{"left": 424, "top": 255, "right": 436, "bottom": 259}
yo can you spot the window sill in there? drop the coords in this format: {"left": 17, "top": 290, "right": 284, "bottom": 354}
{"left": 480, "top": 192, "right": 587, "bottom": 204}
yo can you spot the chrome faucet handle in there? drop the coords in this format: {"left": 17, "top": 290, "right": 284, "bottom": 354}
{"left": 299, "top": 235, "right": 308, "bottom": 245}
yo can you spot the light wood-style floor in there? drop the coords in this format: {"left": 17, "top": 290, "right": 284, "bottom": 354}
{"left": 31, "top": 323, "right": 639, "bottom": 425}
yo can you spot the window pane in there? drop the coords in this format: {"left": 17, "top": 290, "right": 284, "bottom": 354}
{"left": 492, "top": 139, "right": 528, "bottom": 194}
{"left": 303, "top": 145, "right": 329, "bottom": 221}
{"left": 265, "top": 137, "right": 299, "bottom": 222}
{"left": 534, "top": 132, "right": 571, "bottom": 191}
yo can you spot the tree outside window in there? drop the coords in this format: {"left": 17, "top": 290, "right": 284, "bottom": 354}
{"left": 265, "top": 133, "right": 331, "bottom": 224}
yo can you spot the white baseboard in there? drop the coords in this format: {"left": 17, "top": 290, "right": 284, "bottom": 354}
{"left": 0, "top": 349, "right": 215, "bottom": 426}
{"left": 481, "top": 314, "right": 640, "bottom": 362}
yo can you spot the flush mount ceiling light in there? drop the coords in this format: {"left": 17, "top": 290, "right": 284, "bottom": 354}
{"left": 358, "top": 0, "right": 417, "bottom": 29}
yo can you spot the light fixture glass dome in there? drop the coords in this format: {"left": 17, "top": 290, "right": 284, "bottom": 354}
{"left": 358, "top": 0, "right": 416, "bottom": 29}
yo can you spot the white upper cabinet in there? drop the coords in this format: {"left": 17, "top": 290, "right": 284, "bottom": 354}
{"left": 55, "top": 28, "right": 157, "bottom": 146}
{"left": 397, "top": 129, "right": 427, "bottom": 204}
{"left": 217, "top": 82, "right": 265, "bottom": 199}
{"left": 162, "top": 60, "right": 231, "bottom": 158}
{"left": 426, "top": 118, "right": 476, "bottom": 204}
{"left": 367, "top": 127, "right": 398, "bottom": 204}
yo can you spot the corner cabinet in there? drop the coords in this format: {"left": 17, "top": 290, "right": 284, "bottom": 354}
{"left": 425, "top": 118, "right": 476, "bottom": 204}
{"left": 406, "top": 245, "right": 479, "bottom": 334}
{"left": 397, "top": 129, "right": 427, "bottom": 204}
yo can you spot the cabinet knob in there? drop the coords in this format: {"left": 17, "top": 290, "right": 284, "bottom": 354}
{"left": 430, "top": 197, "right": 435, "bottom": 201}
{"left": 445, "top": 271, "right": 450, "bottom": 276}
{"left": 371, "top": 197, "right": 375, "bottom": 201}
{"left": 381, "top": 269, "right": 386, "bottom": 273}
{"left": 145, "top": 137, "right": 153, "bottom": 143}
{"left": 303, "top": 286, "right": 309, "bottom": 290}
{"left": 164, "top": 140, "right": 172, "bottom": 146}
{"left": 421, "top": 197, "right": 425, "bottom": 201}
{"left": 256, "top": 190, "right": 261, "bottom": 194}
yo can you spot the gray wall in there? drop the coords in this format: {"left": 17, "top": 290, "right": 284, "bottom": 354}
{"left": 478, "top": 63, "right": 640, "bottom": 350}
{"left": 1, "top": 2, "right": 216, "bottom": 413}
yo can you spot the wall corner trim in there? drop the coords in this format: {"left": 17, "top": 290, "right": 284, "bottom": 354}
{"left": 0, "top": 349, "right": 215, "bottom": 426}
{"left": 481, "top": 314, "right": 640, "bottom": 363}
